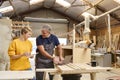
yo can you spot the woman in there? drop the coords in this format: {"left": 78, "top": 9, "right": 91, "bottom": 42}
{"left": 8, "top": 27, "right": 33, "bottom": 71}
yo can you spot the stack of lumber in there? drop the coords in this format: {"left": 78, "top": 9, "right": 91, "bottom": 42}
{"left": 12, "top": 21, "right": 30, "bottom": 29}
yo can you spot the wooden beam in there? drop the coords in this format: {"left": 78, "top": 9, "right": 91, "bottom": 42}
{"left": 77, "top": 0, "right": 104, "bottom": 18}
{"left": 71, "top": 0, "right": 77, "bottom": 4}
{"left": 96, "top": 5, "right": 120, "bottom": 21}
{"left": 36, "top": 68, "right": 58, "bottom": 72}
{"left": 76, "top": 0, "right": 94, "bottom": 17}
{"left": 82, "top": 0, "right": 93, "bottom": 7}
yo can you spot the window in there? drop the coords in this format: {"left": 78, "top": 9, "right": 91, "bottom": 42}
{"left": 114, "top": 0, "right": 120, "bottom": 4}
{"left": 56, "top": 0, "right": 71, "bottom": 8}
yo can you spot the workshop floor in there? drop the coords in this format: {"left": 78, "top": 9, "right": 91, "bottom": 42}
{"left": 81, "top": 68, "right": 120, "bottom": 80}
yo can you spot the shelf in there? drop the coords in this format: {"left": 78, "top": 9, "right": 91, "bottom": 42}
{"left": 61, "top": 45, "right": 72, "bottom": 49}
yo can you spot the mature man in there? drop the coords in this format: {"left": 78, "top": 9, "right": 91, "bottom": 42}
{"left": 36, "top": 24, "right": 64, "bottom": 80}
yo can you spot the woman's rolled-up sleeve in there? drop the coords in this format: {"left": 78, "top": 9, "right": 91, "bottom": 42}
{"left": 8, "top": 41, "right": 16, "bottom": 56}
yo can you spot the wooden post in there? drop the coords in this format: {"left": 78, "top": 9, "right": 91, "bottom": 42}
{"left": 73, "top": 24, "right": 76, "bottom": 63}
{"left": 73, "top": 24, "right": 91, "bottom": 63}
{"left": 53, "top": 74, "right": 62, "bottom": 80}
{"left": 73, "top": 24, "right": 76, "bottom": 48}
{"left": 107, "top": 14, "right": 112, "bottom": 52}
{"left": 93, "top": 36, "right": 96, "bottom": 45}
{"left": 43, "top": 72, "right": 50, "bottom": 80}
{"left": 90, "top": 73, "right": 96, "bottom": 80}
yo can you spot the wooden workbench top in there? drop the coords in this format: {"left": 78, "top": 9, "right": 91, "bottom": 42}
{"left": 57, "top": 63, "right": 112, "bottom": 74}
{"left": 0, "top": 71, "right": 34, "bottom": 79}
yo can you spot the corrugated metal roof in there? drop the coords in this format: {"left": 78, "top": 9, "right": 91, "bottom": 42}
{"left": 0, "top": 0, "right": 120, "bottom": 28}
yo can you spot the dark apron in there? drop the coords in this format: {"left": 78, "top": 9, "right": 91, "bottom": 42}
{"left": 36, "top": 42, "right": 55, "bottom": 64}
{"left": 35, "top": 40, "right": 55, "bottom": 80}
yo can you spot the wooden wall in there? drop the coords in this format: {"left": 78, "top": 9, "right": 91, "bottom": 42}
{"left": 95, "top": 25, "right": 120, "bottom": 36}
{"left": 92, "top": 25, "right": 120, "bottom": 50}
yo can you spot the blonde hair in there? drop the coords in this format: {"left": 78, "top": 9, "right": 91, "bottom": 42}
{"left": 21, "top": 27, "right": 32, "bottom": 34}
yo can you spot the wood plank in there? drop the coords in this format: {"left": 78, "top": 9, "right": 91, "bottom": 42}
{"left": 36, "top": 68, "right": 58, "bottom": 72}
{"left": 57, "top": 63, "right": 112, "bottom": 74}
{"left": 0, "top": 71, "right": 34, "bottom": 79}
{"left": 117, "top": 34, "right": 120, "bottom": 50}
{"left": 61, "top": 45, "right": 72, "bottom": 49}
{"left": 90, "top": 73, "right": 96, "bottom": 80}
{"left": 75, "top": 63, "right": 91, "bottom": 69}
{"left": 73, "top": 48, "right": 91, "bottom": 63}
{"left": 58, "top": 65, "right": 73, "bottom": 71}
{"left": 66, "top": 63, "right": 82, "bottom": 70}
{"left": 66, "top": 63, "right": 90, "bottom": 70}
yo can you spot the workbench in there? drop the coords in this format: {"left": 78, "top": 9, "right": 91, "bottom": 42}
{"left": 36, "top": 63, "right": 112, "bottom": 80}
{"left": 0, "top": 71, "right": 35, "bottom": 80}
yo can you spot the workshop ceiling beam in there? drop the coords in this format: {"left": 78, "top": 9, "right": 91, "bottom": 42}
{"left": 82, "top": 0, "right": 93, "bottom": 7}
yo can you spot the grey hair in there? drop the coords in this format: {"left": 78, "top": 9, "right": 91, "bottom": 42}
{"left": 41, "top": 24, "right": 52, "bottom": 32}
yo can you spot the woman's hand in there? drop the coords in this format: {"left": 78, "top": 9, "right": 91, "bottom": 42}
{"left": 23, "top": 52, "right": 34, "bottom": 58}
{"left": 29, "top": 54, "right": 34, "bottom": 58}
{"left": 25, "top": 53, "right": 30, "bottom": 57}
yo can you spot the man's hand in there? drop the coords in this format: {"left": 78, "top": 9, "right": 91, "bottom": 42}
{"left": 59, "top": 56, "right": 64, "bottom": 61}
{"left": 53, "top": 56, "right": 59, "bottom": 64}
{"left": 59, "top": 56, "right": 64, "bottom": 64}
{"left": 53, "top": 56, "right": 64, "bottom": 65}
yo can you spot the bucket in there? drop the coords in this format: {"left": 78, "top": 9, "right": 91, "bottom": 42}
{"left": 62, "top": 74, "right": 82, "bottom": 80}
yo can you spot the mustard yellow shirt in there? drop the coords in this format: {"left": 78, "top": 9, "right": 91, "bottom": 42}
{"left": 8, "top": 39, "right": 32, "bottom": 70}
